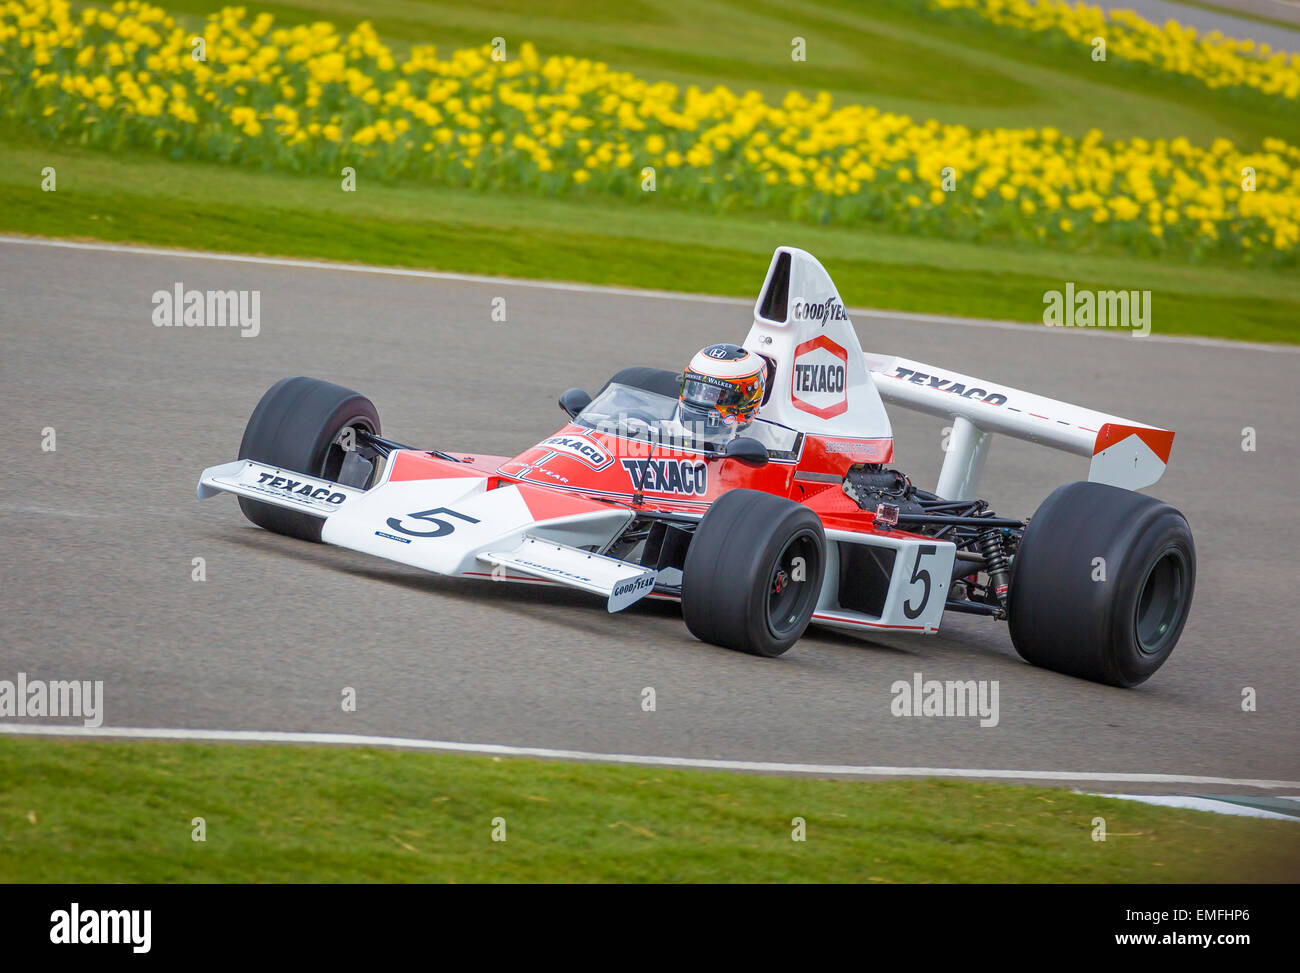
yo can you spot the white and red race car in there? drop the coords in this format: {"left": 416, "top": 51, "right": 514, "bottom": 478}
{"left": 198, "top": 247, "right": 1194, "bottom": 687}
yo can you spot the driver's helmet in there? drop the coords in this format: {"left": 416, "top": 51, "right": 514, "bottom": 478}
{"left": 679, "top": 343, "right": 767, "bottom": 432}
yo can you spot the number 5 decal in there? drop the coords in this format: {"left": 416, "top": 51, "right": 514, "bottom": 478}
{"left": 903, "top": 544, "right": 938, "bottom": 620}
{"left": 386, "top": 507, "right": 480, "bottom": 538}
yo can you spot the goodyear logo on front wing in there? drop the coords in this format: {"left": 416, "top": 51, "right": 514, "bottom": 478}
{"left": 612, "top": 574, "right": 655, "bottom": 599}
{"left": 621, "top": 458, "right": 708, "bottom": 496}
{"left": 608, "top": 570, "right": 658, "bottom": 611}
{"left": 541, "top": 434, "right": 614, "bottom": 471}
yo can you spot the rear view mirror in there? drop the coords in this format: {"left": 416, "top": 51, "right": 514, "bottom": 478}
{"left": 559, "top": 388, "right": 592, "bottom": 419}
{"left": 724, "top": 437, "right": 769, "bottom": 466}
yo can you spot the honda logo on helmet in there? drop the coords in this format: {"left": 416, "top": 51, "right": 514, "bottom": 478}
{"left": 701, "top": 343, "right": 746, "bottom": 360}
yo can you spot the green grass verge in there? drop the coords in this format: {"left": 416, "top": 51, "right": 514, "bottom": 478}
{"left": 2, "top": 738, "right": 1296, "bottom": 882}
{"left": 5, "top": 134, "right": 1297, "bottom": 344}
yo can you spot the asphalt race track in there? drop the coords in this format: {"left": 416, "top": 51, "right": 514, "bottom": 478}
{"left": 1096, "top": 0, "right": 1300, "bottom": 53}
{"left": 1, "top": 237, "right": 1297, "bottom": 793}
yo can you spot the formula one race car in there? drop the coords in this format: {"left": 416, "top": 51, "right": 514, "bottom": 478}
{"left": 198, "top": 247, "right": 1195, "bottom": 687}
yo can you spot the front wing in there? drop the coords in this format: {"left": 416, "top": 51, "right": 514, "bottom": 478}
{"left": 198, "top": 456, "right": 657, "bottom": 612}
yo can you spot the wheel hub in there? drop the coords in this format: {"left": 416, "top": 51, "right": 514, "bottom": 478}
{"left": 1135, "top": 549, "right": 1188, "bottom": 656}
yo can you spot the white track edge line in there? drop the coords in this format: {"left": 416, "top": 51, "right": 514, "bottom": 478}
{"left": 1089, "top": 792, "right": 1300, "bottom": 822}
{"left": 2, "top": 724, "right": 1296, "bottom": 790}
{"left": 2, "top": 235, "right": 1294, "bottom": 353}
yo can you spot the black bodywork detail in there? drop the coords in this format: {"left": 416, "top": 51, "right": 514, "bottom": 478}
{"left": 598, "top": 366, "right": 684, "bottom": 399}
{"left": 356, "top": 430, "right": 461, "bottom": 464}
{"left": 641, "top": 520, "right": 693, "bottom": 572}
{"left": 837, "top": 543, "right": 896, "bottom": 617}
{"left": 758, "top": 250, "right": 792, "bottom": 323}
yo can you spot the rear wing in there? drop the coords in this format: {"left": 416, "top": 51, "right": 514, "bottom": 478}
{"left": 864, "top": 353, "right": 1174, "bottom": 499}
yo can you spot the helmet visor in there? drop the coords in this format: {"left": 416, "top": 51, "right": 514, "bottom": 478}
{"left": 681, "top": 372, "right": 762, "bottom": 413}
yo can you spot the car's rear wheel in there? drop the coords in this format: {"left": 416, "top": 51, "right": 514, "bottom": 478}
{"left": 682, "top": 489, "right": 826, "bottom": 657}
{"left": 1007, "top": 481, "right": 1195, "bottom": 687}
{"left": 237, "top": 376, "right": 381, "bottom": 542}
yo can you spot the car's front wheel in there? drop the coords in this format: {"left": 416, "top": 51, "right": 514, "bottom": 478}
{"left": 681, "top": 489, "right": 826, "bottom": 657}
{"left": 1007, "top": 481, "right": 1195, "bottom": 687}
{"left": 237, "top": 376, "right": 381, "bottom": 542}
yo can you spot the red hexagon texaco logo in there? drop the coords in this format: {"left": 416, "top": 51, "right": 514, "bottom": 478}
{"left": 790, "top": 335, "right": 849, "bottom": 418}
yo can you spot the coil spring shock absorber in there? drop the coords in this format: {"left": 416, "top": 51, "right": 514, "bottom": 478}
{"left": 977, "top": 529, "right": 1012, "bottom": 607}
